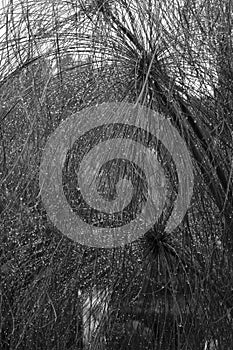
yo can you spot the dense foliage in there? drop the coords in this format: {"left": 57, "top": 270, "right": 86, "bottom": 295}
{"left": 0, "top": 1, "right": 233, "bottom": 349}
